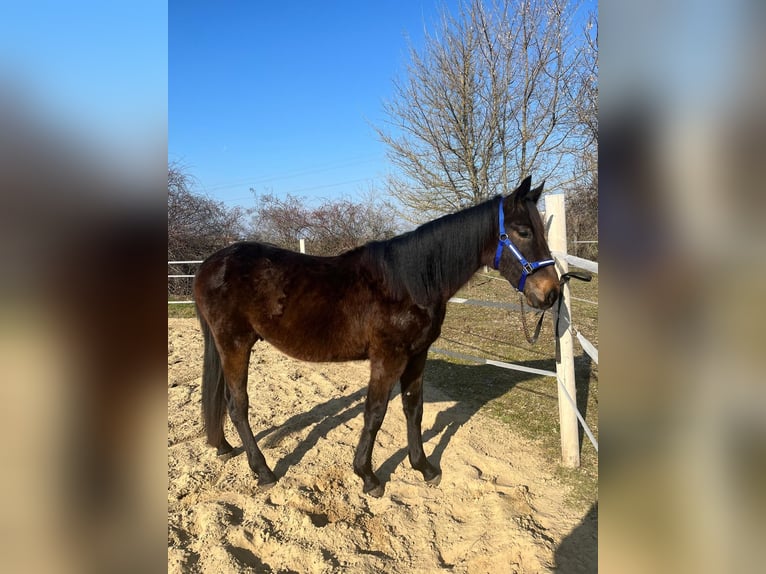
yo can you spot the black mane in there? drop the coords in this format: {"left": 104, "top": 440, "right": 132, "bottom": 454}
{"left": 360, "top": 196, "right": 500, "bottom": 306}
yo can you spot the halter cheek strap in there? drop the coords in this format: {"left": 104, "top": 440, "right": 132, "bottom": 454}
{"left": 492, "top": 197, "right": 555, "bottom": 292}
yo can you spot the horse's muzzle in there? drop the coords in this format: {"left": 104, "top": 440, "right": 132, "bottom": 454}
{"left": 526, "top": 282, "right": 560, "bottom": 310}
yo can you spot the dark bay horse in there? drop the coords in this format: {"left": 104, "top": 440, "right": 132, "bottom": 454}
{"left": 193, "top": 176, "right": 559, "bottom": 497}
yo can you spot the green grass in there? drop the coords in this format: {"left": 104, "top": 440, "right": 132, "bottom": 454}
{"left": 168, "top": 301, "right": 196, "bottom": 318}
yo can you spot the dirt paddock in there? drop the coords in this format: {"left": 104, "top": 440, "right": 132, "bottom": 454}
{"left": 168, "top": 318, "right": 596, "bottom": 573}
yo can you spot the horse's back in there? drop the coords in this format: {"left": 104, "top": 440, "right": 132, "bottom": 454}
{"left": 194, "top": 241, "right": 375, "bottom": 361}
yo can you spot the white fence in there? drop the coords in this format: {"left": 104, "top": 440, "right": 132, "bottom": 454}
{"left": 168, "top": 196, "right": 598, "bottom": 465}
{"left": 167, "top": 260, "right": 199, "bottom": 304}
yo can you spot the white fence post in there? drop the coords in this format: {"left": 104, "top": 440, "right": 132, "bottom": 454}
{"left": 299, "top": 238, "right": 305, "bottom": 254}
{"left": 545, "top": 193, "right": 581, "bottom": 468}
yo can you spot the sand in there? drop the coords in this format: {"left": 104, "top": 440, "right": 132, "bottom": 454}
{"left": 168, "top": 318, "right": 595, "bottom": 573}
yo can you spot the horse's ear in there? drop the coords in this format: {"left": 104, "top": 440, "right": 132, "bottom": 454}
{"left": 512, "top": 176, "right": 533, "bottom": 202}
{"left": 530, "top": 181, "right": 545, "bottom": 204}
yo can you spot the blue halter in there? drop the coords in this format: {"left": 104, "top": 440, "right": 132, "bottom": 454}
{"left": 492, "top": 197, "right": 555, "bottom": 292}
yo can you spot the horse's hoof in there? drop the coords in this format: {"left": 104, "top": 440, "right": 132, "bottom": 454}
{"left": 216, "top": 443, "right": 234, "bottom": 457}
{"left": 258, "top": 472, "right": 278, "bottom": 490}
{"left": 364, "top": 483, "right": 385, "bottom": 498}
{"left": 258, "top": 480, "right": 277, "bottom": 491}
{"left": 254, "top": 466, "right": 278, "bottom": 489}
{"left": 426, "top": 473, "right": 442, "bottom": 487}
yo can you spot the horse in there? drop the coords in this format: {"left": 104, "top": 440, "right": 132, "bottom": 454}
{"left": 193, "top": 176, "right": 560, "bottom": 497}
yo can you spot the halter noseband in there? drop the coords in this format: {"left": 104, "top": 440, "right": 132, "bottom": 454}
{"left": 492, "top": 197, "right": 555, "bottom": 292}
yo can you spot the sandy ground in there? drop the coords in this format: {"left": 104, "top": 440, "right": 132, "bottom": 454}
{"left": 168, "top": 318, "right": 596, "bottom": 573}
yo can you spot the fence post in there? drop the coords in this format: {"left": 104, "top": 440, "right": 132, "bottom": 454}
{"left": 545, "top": 193, "right": 580, "bottom": 468}
{"left": 299, "top": 238, "right": 305, "bottom": 254}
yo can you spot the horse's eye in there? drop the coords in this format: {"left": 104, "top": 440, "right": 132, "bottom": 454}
{"left": 517, "top": 229, "right": 531, "bottom": 239}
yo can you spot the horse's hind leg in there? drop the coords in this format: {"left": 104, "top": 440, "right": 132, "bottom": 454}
{"left": 219, "top": 336, "right": 277, "bottom": 488}
{"left": 400, "top": 351, "right": 441, "bottom": 485}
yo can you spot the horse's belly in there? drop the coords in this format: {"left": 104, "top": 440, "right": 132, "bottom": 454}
{"left": 268, "top": 335, "right": 368, "bottom": 363}
{"left": 255, "top": 314, "right": 369, "bottom": 363}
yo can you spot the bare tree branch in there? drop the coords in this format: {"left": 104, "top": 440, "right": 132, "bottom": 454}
{"left": 377, "top": 0, "right": 590, "bottom": 222}
{"left": 167, "top": 163, "right": 246, "bottom": 295}
{"left": 248, "top": 190, "right": 400, "bottom": 255}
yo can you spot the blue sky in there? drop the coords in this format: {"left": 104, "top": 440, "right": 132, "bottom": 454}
{"left": 170, "top": 1, "right": 456, "bottom": 208}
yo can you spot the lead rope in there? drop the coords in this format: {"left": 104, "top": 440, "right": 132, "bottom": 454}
{"left": 518, "top": 270, "right": 592, "bottom": 345}
{"left": 518, "top": 291, "right": 546, "bottom": 344}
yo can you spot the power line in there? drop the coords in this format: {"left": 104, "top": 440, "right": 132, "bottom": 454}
{"left": 220, "top": 176, "right": 380, "bottom": 204}
{"left": 201, "top": 154, "right": 382, "bottom": 194}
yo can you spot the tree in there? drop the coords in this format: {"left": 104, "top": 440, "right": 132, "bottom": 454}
{"left": 249, "top": 190, "right": 400, "bottom": 255}
{"left": 377, "top": 0, "right": 589, "bottom": 222}
{"left": 248, "top": 191, "right": 312, "bottom": 249}
{"left": 167, "top": 164, "right": 245, "bottom": 261}
{"left": 167, "top": 164, "right": 245, "bottom": 295}
{"left": 565, "top": 11, "right": 597, "bottom": 260}
{"left": 309, "top": 191, "right": 400, "bottom": 254}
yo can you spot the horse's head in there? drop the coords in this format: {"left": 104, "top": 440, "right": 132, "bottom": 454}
{"left": 494, "top": 177, "right": 560, "bottom": 309}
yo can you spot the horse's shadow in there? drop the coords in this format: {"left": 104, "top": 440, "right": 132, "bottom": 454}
{"left": 376, "top": 354, "right": 594, "bottom": 484}
{"left": 250, "top": 352, "right": 594, "bottom": 489}
{"left": 254, "top": 388, "right": 368, "bottom": 480}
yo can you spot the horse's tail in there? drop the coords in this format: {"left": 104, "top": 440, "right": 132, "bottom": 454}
{"left": 197, "top": 304, "right": 227, "bottom": 447}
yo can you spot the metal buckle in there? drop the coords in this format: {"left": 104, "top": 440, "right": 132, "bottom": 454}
{"left": 522, "top": 261, "right": 535, "bottom": 274}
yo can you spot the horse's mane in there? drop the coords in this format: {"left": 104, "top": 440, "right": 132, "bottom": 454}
{"left": 359, "top": 196, "right": 500, "bottom": 306}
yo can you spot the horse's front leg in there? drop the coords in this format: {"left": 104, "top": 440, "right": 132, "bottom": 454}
{"left": 400, "top": 350, "right": 441, "bottom": 485}
{"left": 353, "top": 352, "right": 405, "bottom": 497}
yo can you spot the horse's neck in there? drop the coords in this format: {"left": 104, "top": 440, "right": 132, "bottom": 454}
{"left": 437, "top": 248, "right": 487, "bottom": 303}
{"left": 408, "top": 209, "right": 496, "bottom": 305}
